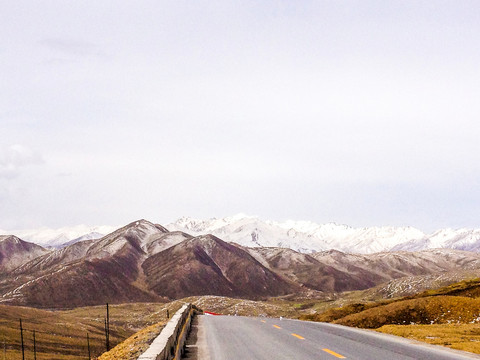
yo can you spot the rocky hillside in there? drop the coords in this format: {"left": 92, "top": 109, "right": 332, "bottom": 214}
{"left": 143, "top": 235, "right": 296, "bottom": 299}
{"left": 244, "top": 246, "right": 480, "bottom": 293}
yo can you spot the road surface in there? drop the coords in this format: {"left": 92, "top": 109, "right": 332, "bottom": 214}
{"left": 194, "top": 315, "right": 480, "bottom": 359}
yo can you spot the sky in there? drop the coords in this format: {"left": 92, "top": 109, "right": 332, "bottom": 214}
{"left": 1, "top": 1, "right": 480, "bottom": 232}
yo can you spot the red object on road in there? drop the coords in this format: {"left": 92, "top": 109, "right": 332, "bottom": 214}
{"left": 204, "top": 311, "right": 221, "bottom": 316}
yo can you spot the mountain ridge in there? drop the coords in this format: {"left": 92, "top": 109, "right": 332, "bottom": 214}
{"left": 0, "top": 220, "right": 298, "bottom": 306}
{"left": 2, "top": 219, "right": 480, "bottom": 308}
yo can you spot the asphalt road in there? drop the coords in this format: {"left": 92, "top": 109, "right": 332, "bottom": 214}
{"left": 196, "top": 315, "right": 480, "bottom": 360}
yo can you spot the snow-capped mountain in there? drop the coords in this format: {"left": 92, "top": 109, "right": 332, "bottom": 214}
{"left": 2, "top": 215, "right": 480, "bottom": 254}
{"left": 167, "top": 214, "right": 480, "bottom": 254}
{"left": 392, "top": 228, "right": 480, "bottom": 252}
{"left": 0, "top": 225, "right": 117, "bottom": 248}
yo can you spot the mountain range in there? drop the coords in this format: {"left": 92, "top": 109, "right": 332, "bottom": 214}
{"left": 3, "top": 214, "right": 480, "bottom": 254}
{"left": 2, "top": 219, "right": 480, "bottom": 308}
{"left": 0, "top": 224, "right": 117, "bottom": 248}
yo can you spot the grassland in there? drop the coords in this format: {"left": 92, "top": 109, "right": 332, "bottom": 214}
{"left": 97, "top": 321, "right": 166, "bottom": 360}
{"left": 0, "top": 302, "right": 181, "bottom": 360}
{"left": 377, "top": 324, "right": 480, "bottom": 354}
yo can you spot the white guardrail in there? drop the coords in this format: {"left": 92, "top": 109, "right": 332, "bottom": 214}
{"left": 137, "top": 303, "right": 198, "bottom": 360}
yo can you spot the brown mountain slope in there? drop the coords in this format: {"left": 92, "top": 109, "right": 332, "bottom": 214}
{"left": 142, "top": 234, "right": 298, "bottom": 299}
{"left": 12, "top": 239, "right": 95, "bottom": 273}
{"left": 245, "top": 247, "right": 381, "bottom": 292}
{"left": 13, "top": 255, "right": 160, "bottom": 307}
{"left": 0, "top": 220, "right": 168, "bottom": 307}
{"left": 0, "top": 235, "right": 50, "bottom": 271}
{"left": 312, "top": 248, "right": 480, "bottom": 284}
{"left": 242, "top": 247, "right": 480, "bottom": 294}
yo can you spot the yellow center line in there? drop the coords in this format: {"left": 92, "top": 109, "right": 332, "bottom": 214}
{"left": 260, "top": 320, "right": 266, "bottom": 323}
{"left": 291, "top": 333, "right": 305, "bottom": 340}
{"left": 272, "top": 325, "right": 282, "bottom": 329}
{"left": 322, "top": 348, "right": 346, "bottom": 359}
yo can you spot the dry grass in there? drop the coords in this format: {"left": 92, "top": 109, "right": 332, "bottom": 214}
{"left": 0, "top": 302, "right": 180, "bottom": 360}
{"left": 334, "top": 296, "right": 480, "bottom": 328}
{"left": 377, "top": 324, "right": 480, "bottom": 354}
{"left": 97, "top": 321, "right": 166, "bottom": 360}
{"left": 420, "top": 278, "right": 480, "bottom": 298}
{"left": 300, "top": 302, "right": 386, "bottom": 323}
{"left": 300, "top": 278, "right": 480, "bottom": 324}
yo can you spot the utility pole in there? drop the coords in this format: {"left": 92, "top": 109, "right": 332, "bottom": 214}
{"left": 104, "top": 318, "right": 108, "bottom": 352}
{"left": 106, "top": 303, "right": 110, "bottom": 351}
{"left": 33, "top": 330, "right": 36, "bottom": 360}
{"left": 19, "top": 319, "right": 24, "bottom": 360}
{"left": 87, "top": 333, "right": 91, "bottom": 360}
{"left": 3, "top": 334, "right": 6, "bottom": 360}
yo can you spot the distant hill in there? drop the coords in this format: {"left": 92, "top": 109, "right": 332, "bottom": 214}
{"left": 0, "top": 224, "right": 117, "bottom": 248}
{"left": 0, "top": 235, "right": 50, "bottom": 271}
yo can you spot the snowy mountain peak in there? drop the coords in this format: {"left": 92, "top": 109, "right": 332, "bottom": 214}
{"left": 167, "top": 215, "right": 480, "bottom": 254}
{"left": 0, "top": 224, "right": 118, "bottom": 248}
{"left": 172, "top": 214, "right": 257, "bottom": 233}
{"left": 3, "top": 215, "right": 480, "bottom": 254}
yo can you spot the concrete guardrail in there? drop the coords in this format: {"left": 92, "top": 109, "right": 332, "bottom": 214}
{"left": 137, "top": 303, "right": 200, "bottom": 360}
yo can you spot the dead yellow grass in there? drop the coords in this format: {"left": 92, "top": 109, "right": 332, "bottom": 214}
{"left": 421, "top": 278, "right": 480, "bottom": 298}
{"left": 300, "top": 278, "right": 480, "bottom": 324}
{"left": 335, "top": 296, "right": 480, "bottom": 328}
{"left": 377, "top": 324, "right": 480, "bottom": 354}
{"left": 0, "top": 302, "right": 178, "bottom": 360}
{"left": 97, "top": 321, "right": 166, "bottom": 360}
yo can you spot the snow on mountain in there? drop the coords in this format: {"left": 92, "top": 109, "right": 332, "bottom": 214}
{"left": 167, "top": 215, "right": 480, "bottom": 254}
{"left": 392, "top": 228, "right": 480, "bottom": 252}
{"left": 3, "top": 215, "right": 480, "bottom": 254}
{"left": 0, "top": 225, "right": 117, "bottom": 248}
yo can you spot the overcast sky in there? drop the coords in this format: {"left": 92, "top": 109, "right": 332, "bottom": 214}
{"left": 1, "top": 1, "right": 480, "bottom": 231}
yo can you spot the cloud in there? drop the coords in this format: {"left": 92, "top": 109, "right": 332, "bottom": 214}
{"left": 40, "top": 38, "right": 105, "bottom": 58}
{"left": 0, "top": 145, "right": 44, "bottom": 179}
